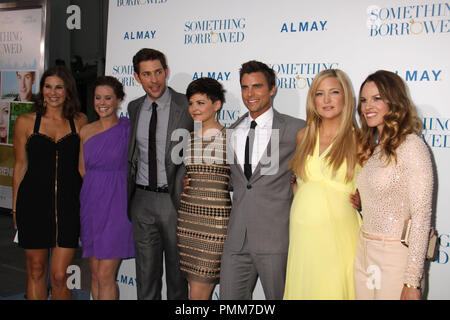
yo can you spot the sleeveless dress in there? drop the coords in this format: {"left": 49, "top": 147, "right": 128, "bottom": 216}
{"left": 16, "top": 113, "right": 82, "bottom": 249}
{"left": 79, "top": 117, "right": 134, "bottom": 259}
{"left": 283, "top": 135, "right": 361, "bottom": 299}
{"left": 177, "top": 129, "right": 231, "bottom": 283}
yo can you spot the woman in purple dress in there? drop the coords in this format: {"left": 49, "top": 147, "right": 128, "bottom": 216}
{"left": 79, "top": 76, "right": 134, "bottom": 300}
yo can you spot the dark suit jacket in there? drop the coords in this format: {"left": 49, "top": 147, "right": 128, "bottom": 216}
{"left": 224, "top": 109, "right": 306, "bottom": 254}
{"left": 126, "top": 87, "right": 193, "bottom": 220}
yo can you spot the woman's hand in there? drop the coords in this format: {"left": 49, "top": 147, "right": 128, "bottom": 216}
{"left": 350, "top": 189, "right": 361, "bottom": 211}
{"left": 400, "top": 285, "right": 421, "bottom": 300}
{"left": 291, "top": 174, "right": 297, "bottom": 194}
{"left": 290, "top": 174, "right": 297, "bottom": 185}
{"left": 183, "top": 175, "right": 190, "bottom": 189}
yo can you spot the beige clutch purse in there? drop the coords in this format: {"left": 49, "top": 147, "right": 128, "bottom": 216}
{"left": 401, "top": 219, "right": 438, "bottom": 260}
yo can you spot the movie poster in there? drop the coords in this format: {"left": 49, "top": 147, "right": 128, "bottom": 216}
{"left": 0, "top": 5, "right": 44, "bottom": 209}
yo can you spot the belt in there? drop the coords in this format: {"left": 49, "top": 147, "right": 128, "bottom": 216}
{"left": 136, "top": 184, "right": 169, "bottom": 193}
{"left": 361, "top": 231, "right": 400, "bottom": 242}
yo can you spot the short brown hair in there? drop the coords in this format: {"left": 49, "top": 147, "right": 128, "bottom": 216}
{"left": 133, "top": 48, "right": 167, "bottom": 74}
{"left": 239, "top": 60, "right": 276, "bottom": 89}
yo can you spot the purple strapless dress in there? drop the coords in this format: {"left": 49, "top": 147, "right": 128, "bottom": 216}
{"left": 80, "top": 117, "right": 134, "bottom": 259}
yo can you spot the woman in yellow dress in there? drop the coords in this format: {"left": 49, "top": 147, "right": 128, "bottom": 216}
{"left": 284, "top": 69, "right": 361, "bottom": 299}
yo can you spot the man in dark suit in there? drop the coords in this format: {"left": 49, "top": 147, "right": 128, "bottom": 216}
{"left": 127, "top": 48, "right": 192, "bottom": 300}
{"left": 219, "top": 60, "right": 306, "bottom": 300}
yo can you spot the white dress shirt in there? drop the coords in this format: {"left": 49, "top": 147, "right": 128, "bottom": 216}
{"left": 232, "top": 107, "right": 274, "bottom": 174}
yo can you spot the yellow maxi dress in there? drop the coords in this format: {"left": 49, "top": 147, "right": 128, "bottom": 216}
{"left": 283, "top": 136, "right": 361, "bottom": 300}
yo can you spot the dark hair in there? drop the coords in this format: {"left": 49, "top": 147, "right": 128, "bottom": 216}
{"left": 33, "top": 66, "right": 80, "bottom": 119}
{"left": 94, "top": 76, "right": 125, "bottom": 100}
{"left": 133, "top": 48, "right": 167, "bottom": 74}
{"left": 239, "top": 60, "right": 276, "bottom": 89}
{"left": 186, "top": 78, "right": 226, "bottom": 106}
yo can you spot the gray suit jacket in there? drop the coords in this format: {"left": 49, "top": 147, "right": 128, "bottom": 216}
{"left": 224, "top": 109, "right": 305, "bottom": 254}
{"left": 126, "top": 87, "right": 193, "bottom": 220}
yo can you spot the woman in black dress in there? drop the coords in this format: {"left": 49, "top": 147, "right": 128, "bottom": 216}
{"left": 12, "top": 66, "right": 87, "bottom": 300}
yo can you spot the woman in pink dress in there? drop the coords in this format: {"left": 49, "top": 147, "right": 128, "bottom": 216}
{"left": 354, "top": 70, "right": 433, "bottom": 300}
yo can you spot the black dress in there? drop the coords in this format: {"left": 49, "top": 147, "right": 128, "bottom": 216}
{"left": 16, "top": 113, "right": 82, "bottom": 249}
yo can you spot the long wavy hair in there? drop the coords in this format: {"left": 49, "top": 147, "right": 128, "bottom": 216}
{"left": 357, "top": 70, "right": 422, "bottom": 165}
{"left": 289, "top": 69, "right": 359, "bottom": 183}
{"left": 32, "top": 66, "right": 81, "bottom": 119}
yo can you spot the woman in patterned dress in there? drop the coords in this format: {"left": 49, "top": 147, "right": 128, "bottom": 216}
{"left": 177, "top": 77, "right": 231, "bottom": 300}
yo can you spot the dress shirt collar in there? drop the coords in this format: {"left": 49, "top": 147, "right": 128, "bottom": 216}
{"left": 246, "top": 106, "right": 273, "bottom": 129}
{"left": 143, "top": 87, "right": 171, "bottom": 111}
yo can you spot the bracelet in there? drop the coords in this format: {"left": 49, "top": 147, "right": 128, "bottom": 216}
{"left": 404, "top": 283, "right": 420, "bottom": 290}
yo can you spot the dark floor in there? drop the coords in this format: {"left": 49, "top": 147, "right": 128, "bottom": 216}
{"left": 0, "top": 211, "right": 91, "bottom": 300}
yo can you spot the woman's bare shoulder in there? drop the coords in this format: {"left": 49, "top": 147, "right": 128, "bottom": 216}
{"left": 79, "top": 120, "right": 102, "bottom": 143}
{"left": 15, "top": 112, "right": 36, "bottom": 129}
{"left": 74, "top": 112, "right": 88, "bottom": 124}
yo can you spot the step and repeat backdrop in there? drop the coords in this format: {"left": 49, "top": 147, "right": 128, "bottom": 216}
{"left": 105, "top": 0, "right": 450, "bottom": 299}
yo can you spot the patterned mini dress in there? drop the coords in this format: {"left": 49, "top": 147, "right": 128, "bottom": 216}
{"left": 177, "top": 128, "right": 231, "bottom": 284}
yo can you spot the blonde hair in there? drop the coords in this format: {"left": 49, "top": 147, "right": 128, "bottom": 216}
{"left": 357, "top": 70, "right": 422, "bottom": 165}
{"left": 289, "top": 69, "right": 359, "bottom": 183}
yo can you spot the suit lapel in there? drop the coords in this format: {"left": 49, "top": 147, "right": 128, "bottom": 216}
{"left": 229, "top": 112, "right": 249, "bottom": 179}
{"left": 129, "top": 95, "right": 146, "bottom": 161}
{"left": 165, "top": 88, "right": 183, "bottom": 162}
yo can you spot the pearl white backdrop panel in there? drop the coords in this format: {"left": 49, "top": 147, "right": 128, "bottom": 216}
{"left": 106, "top": 0, "right": 450, "bottom": 299}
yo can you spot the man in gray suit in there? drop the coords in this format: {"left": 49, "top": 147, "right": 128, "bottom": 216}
{"left": 219, "top": 60, "right": 306, "bottom": 300}
{"left": 127, "top": 48, "right": 192, "bottom": 300}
